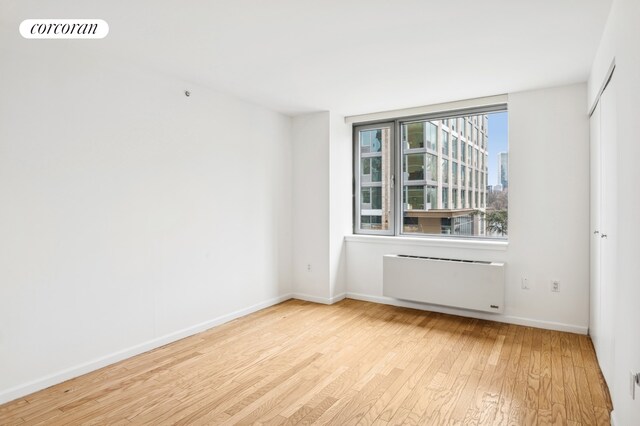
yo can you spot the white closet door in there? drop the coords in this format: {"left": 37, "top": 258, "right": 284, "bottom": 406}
{"left": 589, "top": 101, "right": 602, "bottom": 357}
{"left": 598, "top": 75, "right": 617, "bottom": 386}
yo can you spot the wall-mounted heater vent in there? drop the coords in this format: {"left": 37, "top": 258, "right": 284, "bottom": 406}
{"left": 383, "top": 254, "right": 505, "bottom": 313}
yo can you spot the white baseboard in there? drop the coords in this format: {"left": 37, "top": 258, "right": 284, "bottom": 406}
{"left": 609, "top": 410, "right": 617, "bottom": 426}
{"left": 346, "top": 292, "right": 588, "bottom": 335}
{"left": 331, "top": 293, "right": 347, "bottom": 303}
{"left": 0, "top": 293, "right": 293, "bottom": 405}
{"left": 291, "top": 292, "right": 346, "bottom": 305}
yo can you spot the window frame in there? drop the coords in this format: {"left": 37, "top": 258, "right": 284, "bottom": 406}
{"left": 353, "top": 121, "right": 396, "bottom": 236}
{"left": 353, "top": 103, "right": 507, "bottom": 240}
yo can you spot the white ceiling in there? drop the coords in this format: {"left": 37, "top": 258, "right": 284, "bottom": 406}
{"left": 2, "top": 0, "right": 612, "bottom": 116}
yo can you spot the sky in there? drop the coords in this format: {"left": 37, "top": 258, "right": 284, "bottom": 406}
{"left": 487, "top": 111, "right": 508, "bottom": 186}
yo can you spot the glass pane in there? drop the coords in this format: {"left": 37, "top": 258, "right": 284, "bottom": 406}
{"left": 361, "top": 188, "right": 370, "bottom": 204}
{"left": 426, "top": 154, "right": 437, "bottom": 181}
{"left": 452, "top": 161, "right": 458, "bottom": 185}
{"left": 404, "top": 122, "right": 424, "bottom": 149}
{"left": 404, "top": 186, "right": 424, "bottom": 210}
{"left": 371, "top": 157, "right": 382, "bottom": 182}
{"left": 357, "top": 125, "right": 392, "bottom": 233}
{"left": 426, "top": 186, "right": 437, "bottom": 208}
{"left": 360, "top": 130, "right": 383, "bottom": 153}
{"left": 360, "top": 131, "right": 370, "bottom": 153}
{"left": 426, "top": 122, "right": 437, "bottom": 151}
{"left": 397, "top": 109, "right": 508, "bottom": 238}
{"left": 404, "top": 154, "right": 424, "bottom": 181}
{"left": 362, "top": 158, "right": 370, "bottom": 176}
{"left": 442, "top": 130, "right": 449, "bottom": 156}
{"left": 442, "top": 159, "right": 449, "bottom": 184}
{"left": 371, "top": 130, "right": 383, "bottom": 153}
{"left": 452, "top": 136, "right": 458, "bottom": 159}
{"left": 371, "top": 187, "right": 382, "bottom": 209}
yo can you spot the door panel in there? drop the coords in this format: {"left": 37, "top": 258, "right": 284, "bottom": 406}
{"left": 589, "top": 102, "right": 601, "bottom": 356}
{"left": 598, "top": 75, "right": 617, "bottom": 386}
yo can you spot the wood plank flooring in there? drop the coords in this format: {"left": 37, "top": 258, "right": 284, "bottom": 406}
{"left": 0, "top": 299, "right": 612, "bottom": 425}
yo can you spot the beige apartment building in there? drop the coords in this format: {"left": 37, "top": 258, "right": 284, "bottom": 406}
{"left": 401, "top": 114, "right": 489, "bottom": 236}
{"left": 358, "top": 114, "right": 489, "bottom": 236}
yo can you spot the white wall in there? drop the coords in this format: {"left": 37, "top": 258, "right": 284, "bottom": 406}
{"left": 292, "top": 112, "right": 331, "bottom": 301}
{"left": 291, "top": 111, "right": 351, "bottom": 303}
{"left": 0, "top": 40, "right": 292, "bottom": 403}
{"left": 588, "top": 0, "right": 640, "bottom": 423}
{"left": 329, "top": 112, "right": 352, "bottom": 299}
{"left": 345, "top": 84, "right": 591, "bottom": 333}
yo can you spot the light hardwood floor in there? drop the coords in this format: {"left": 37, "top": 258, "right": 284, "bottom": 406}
{"left": 0, "top": 299, "right": 611, "bottom": 425}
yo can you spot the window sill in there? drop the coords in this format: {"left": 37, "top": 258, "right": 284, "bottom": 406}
{"left": 344, "top": 234, "right": 508, "bottom": 251}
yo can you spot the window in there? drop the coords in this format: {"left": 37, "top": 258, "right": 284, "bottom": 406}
{"left": 452, "top": 136, "right": 458, "bottom": 159}
{"left": 402, "top": 121, "right": 438, "bottom": 152}
{"left": 442, "top": 159, "right": 449, "bottom": 184}
{"left": 354, "top": 105, "right": 508, "bottom": 238}
{"left": 361, "top": 187, "right": 382, "bottom": 209}
{"left": 442, "top": 129, "right": 449, "bottom": 156}
{"left": 355, "top": 124, "right": 393, "bottom": 233}
{"left": 426, "top": 122, "right": 438, "bottom": 151}
{"left": 426, "top": 185, "right": 437, "bottom": 208}
{"left": 452, "top": 161, "right": 458, "bottom": 186}
{"left": 404, "top": 153, "right": 424, "bottom": 181}
{"left": 404, "top": 186, "right": 424, "bottom": 210}
{"left": 425, "top": 153, "right": 438, "bottom": 182}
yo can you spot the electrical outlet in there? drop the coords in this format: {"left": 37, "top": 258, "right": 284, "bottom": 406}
{"left": 521, "top": 277, "right": 530, "bottom": 290}
{"left": 552, "top": 280, "right": 560, "bottom": 292}
{"left": 307, "top": 264, "right": 311, "bottom": 272}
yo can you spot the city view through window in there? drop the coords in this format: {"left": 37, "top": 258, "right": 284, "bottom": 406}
{"left": 356, "top": 109, "right": 508, "bottom": 238}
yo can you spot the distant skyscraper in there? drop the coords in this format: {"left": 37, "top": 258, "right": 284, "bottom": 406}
{"left": 497, "top": 152, "right": 508, "bottom": 189}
